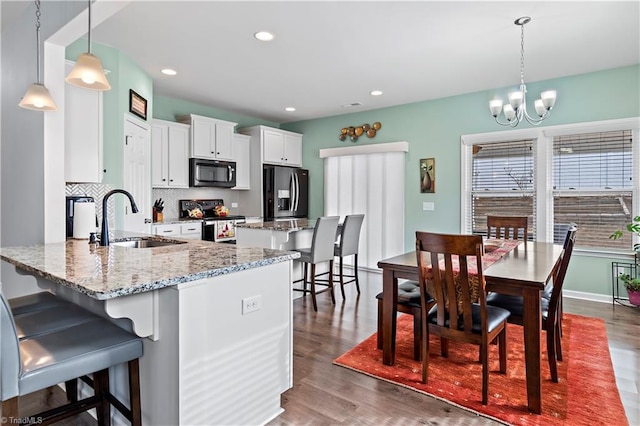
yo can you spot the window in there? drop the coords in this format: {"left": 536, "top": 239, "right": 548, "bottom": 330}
{"left": 461, "top": 118, "right": 640, "bottom": 252}
{"left": 470, "top": 139, "right": 535, "bottom": 239}
{"left": 553, "top": 130, "right": 633, "bottom": 249}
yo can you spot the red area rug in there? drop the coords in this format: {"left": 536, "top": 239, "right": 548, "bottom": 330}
{"left": 334, "top": 314, "right": 627, "bottom": 425}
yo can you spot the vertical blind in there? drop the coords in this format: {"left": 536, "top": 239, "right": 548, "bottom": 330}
{"left": 553, "top": 130, "right": 633, "bottom": 249}
{"left": 470, "top": 139, "right": 536, "bottom": 238}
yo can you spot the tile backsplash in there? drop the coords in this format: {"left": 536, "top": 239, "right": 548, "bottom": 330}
{"left": 66, "top": 183, "right": 115, "bottom": 225}
{"left": 152, "top": 188, "right": 241, "bottom": 219}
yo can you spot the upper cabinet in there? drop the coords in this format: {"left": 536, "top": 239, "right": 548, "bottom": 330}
{"left": 151, "top": 119, "right": 190, "bottom": 188}
{"left": 178, "top": 114, "right": 237, "bottom": 161}
{"left": 64, "top": 61, "right": 103, "bottom": 183}
{"left": 232, "top": 133, "right": 251, "bottom": 190}
{"left": 241, "top": 126, "right": 303, "bottom": 167}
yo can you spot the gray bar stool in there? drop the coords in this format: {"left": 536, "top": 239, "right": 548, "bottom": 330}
{"left": 1, "top": 292, "right": 143, "bottom": 425}
{"left": 333, "top": 214, "right": 365, "bottom": 299}
{"left": 9, "top": 291, "right": 70, "bottom": 315}
{"left": 293, "top": 216, "right": 340, "bottom": 311}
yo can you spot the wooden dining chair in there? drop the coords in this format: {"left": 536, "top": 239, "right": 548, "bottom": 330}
{"left": 375, "top": 280, "right": 434, "bottom": 361}
{"left": 416, "top": 232, "right": 510, "bottom": 405}
{"left": 487, "top": 225, "right": 577, "bottom": 382}
{"left": 486, "top": 215, "right": 528, "bottom": 240}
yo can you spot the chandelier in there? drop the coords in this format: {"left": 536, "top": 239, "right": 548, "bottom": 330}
{"left": 489, "top": 17, "right": 556, "bottom": 127}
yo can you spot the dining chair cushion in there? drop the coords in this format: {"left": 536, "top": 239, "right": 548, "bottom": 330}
{"left": 14, "top": 303, "right": 97, "bottom": 340}
{"left": 18, "top": 317, "right": 143, "bottom": 397}
{"left": 485, "top": 293, "right": 551, "bottom": 321}
{"left": 427, "top": 304, "right": 511, "bottom": 334}
{"left": 375, "top": 280, "right": 427, "bottom": 308}
{"left": 9, "top": 292, "right": 70, "bottom": 315}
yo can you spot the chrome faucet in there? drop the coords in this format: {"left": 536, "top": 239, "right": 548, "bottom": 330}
{"left": 100, "top": 189, "right": 139, "bottom": 246}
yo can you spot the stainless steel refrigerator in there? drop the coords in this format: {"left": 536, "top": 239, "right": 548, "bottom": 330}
{"left": 263, "top": 165, "right": 309, "bottom": 220}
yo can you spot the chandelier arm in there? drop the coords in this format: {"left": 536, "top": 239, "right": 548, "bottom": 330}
{"left": 494, "top": 115, "right": 520, "bottom": 127}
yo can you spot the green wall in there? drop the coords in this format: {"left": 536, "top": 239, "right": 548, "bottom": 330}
{"left": 153, "top": 94, "right": 279, "bottom": 128}
{"left": 282, "top": 65, "right": 640, "bottom": 296}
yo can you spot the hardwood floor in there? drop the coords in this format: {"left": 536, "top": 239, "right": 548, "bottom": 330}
{"left": 269, "top": 270, "right": 640, "bottom": 426}
{"left": 4, "top": 270, "right": 638, "bottom": 425}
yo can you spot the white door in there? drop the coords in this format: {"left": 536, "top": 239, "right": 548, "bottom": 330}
{"left": 124, "top": 116, "right": 151, "bottom": 234}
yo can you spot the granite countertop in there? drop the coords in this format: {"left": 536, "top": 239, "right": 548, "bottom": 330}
{"left": 236, "top": 218, "right": 316, "bottom": 232}
{"left": 0, "top": 230, "right": 300, "bottom": 300}
{"left": 153, "top": 218, "right": 202, "bottom": 225}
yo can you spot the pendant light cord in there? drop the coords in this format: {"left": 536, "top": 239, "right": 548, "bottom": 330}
{"left": 87, "top": 0, "right": 92, "bottom": 54}
{"left": 35, "top": 0, "right": 41, "bottom": 84}
{"left": 519, "top": 23, "right": 525, "bottom": 86}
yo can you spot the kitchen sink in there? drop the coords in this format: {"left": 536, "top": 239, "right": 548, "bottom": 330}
{"left": 110, "top": 239, "right": 187, "bottom": 248}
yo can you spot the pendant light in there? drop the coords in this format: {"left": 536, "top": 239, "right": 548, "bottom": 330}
{"left": 19, "top": 0, "right": 57, "bottom": 111}
{"left": 65, "top": 0, "right": 111, "bottom": 91}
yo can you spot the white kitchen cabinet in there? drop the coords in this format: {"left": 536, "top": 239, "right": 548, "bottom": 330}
{"left": 153, "top": 222, "right": 202, "bottom": 240}
{"left": 151, "top": 119, "right": 189, "bottom": 188}
{"left": 232, "top": 133, "right": 251, "bottom": 190}
{"left": 64, "top": 61, "right": 103, "bottom": 183}
{"left": 178, "top": 114, "right": 237, "bottom": 161}
{"left": 236, "top": 125, "right": 304, "bottom": 217}
{"left": 262, "top": 128, "right": 302, "bottom": 166}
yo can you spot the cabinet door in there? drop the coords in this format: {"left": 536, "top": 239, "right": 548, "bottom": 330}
{"left": 232, "top": 134, "right": 250, "bottom": 190}
{"left": 168, "top": 125, "right": 189, "bottom": 187}
{"left": 151, "top": 124, "right": 169, "bottom": 187}
{"left": 283, "top": 133, "right": 302, "bottom": 166}
{"left": 64, "top": 62, "right": 103, "bottom": 183}
{"left": 214, "top": 121, "right": 234, "bottom": 160}
{"left": 153, "top": 223, "right": 181, "bottom": 236}
{"left": 180, "top": 222, "right": 202, "bottom": 239}
{"left": 191, "top": 117, "right": 214, "bottom": 159}
{"left": 263, "top": 129, "right": 285, "bottom": 164}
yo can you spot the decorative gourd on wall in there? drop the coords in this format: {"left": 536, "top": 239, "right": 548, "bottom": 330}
{"left": 339, "top": 122, "right": 382, "bottom": 142}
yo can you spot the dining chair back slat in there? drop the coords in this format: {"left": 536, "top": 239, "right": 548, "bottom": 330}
{"left": 487, "top": 215, "right": 528, "bottom": 240}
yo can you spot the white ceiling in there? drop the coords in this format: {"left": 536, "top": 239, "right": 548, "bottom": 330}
{"left": 84, "top": 1, "right": 640, "bottom": 123}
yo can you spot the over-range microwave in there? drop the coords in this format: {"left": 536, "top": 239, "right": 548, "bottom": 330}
{"left": 189, "top": 158, "right": 236, "bottom": 188}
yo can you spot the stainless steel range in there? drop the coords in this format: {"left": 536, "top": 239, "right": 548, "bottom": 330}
{"left": 179, "top": 199, "right": 245, "bottom": 243}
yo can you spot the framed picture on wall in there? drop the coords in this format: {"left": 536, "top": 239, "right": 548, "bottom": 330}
{"left": 420, "top": 158, "right": 435, "bottom": 193}
{"left": 129, "top": 89, "right": 147, "bottom": 120}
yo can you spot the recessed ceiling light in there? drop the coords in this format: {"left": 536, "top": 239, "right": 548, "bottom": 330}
{"left": 285, "top": 107, "right": 296, "bottom": 112}
{"left": 370, "top": 90, "right": 383, "bottom": 96}
{"left": 254, "top": 31, "right": 275, "bottom": 42}
{"left": 161, "top": 69, "right": 177, "bottom": 76}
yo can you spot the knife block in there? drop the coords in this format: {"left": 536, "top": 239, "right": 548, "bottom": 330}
{"left": 153, "top": 208, "right": 163, "bottom": 223}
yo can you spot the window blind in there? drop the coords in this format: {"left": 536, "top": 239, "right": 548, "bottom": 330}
{"left": 470, "top": 139, "right": 535, "bottom": 238}
{"left": 553, "top": 130, "right": 633, "bottom": 249}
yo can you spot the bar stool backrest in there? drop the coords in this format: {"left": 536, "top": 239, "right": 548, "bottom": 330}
{"left": 338, "top": 214, "right": 365, "bottom": 257}
{"left": 1, "top": 292, "right": 22, "bottom": 400}
{"left": 310, "top": 216, "right": 340, "bottom": 263}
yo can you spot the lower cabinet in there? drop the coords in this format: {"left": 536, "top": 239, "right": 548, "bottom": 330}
{"left": 153, "top": 222, "right": 202, "bottom": 240}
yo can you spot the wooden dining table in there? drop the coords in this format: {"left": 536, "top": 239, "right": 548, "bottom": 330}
{"left": 377, "top": 241, "right": 563, "bottom": 414}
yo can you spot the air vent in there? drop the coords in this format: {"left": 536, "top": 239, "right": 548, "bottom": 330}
{"left": 341, "top": 102, "right": 363, "bottom": 108}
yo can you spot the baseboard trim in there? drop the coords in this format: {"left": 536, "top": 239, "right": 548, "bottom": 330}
{"left": 562, "top": 289, "right": 612, "bottom": 304}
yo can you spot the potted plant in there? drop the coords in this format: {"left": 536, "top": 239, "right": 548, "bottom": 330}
{"left": 610, "top": 215, "right": 640, "bottom": 305}
{"left": 616, "top": 274, "right": 640, "bottom": 306}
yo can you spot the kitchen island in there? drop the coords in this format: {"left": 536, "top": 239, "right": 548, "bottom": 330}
{"left": 0, "top": 231, "right": 299, "bottom": 425}
{"left": 236, "top": 218, "right": 316, "bottom": 250}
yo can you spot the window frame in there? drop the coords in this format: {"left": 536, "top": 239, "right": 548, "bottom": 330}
{"left": 461, "top": 117, "right": 640, "bottom": 255}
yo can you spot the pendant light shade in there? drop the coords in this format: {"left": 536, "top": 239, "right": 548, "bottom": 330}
{"left": 19, "top": 0, "right": 57, "bottom": 111}
{"left": 65, "top": 52, "right": 111, "bottom": 90}
{"left": 19, "top": 83, "right": 57, "bottom": 111}
{"left": 65, "top": 1, "right": 111, "bottom": 91}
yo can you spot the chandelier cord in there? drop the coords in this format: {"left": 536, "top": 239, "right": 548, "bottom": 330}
{"left": 519, "top": 22, "right": 525, "bottom": 86}
{"left": 35, "top": 0, "right": 41, "bottom": 84}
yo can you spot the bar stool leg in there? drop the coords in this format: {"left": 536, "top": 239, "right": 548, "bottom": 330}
{"left": 93, "top": 369, "right": 111, "bottom": 426}
{"left": 65, "top": 379, "right": 78, "bottom": 403}
{"left": 310, "top": 264, "right": 318, "bottom": 311}
{"left": 128, "top": 359, "right": 142, "bottom": 426}
{"left": 329, "top": 259, "right": 336, "bottom": 304}
{"left": 339, "top": 256, "right": 346, "bottom": 299}
{"left": 353, "top": 254, "right": 361, "bottom": 294}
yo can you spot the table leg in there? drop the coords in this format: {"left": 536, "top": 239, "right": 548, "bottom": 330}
{"left": 522, "top": 287, "right": 542, "bottom": 414}
{"left": 382, "top": 269, "right": 398, "bottom": 365}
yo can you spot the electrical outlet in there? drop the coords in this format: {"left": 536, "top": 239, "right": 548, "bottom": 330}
{"left": 242, "top": 295, "right": 262, "bottom": 315}
{"left": 231, "top": 202, "right": 238, "bottom": 208}
{"left": 423, "top": 202, "right": 435, "bottom": 211}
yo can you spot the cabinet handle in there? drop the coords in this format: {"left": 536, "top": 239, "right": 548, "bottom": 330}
{"left": 162, "top": 230, "right": 172, "bottom": 233}
{"left": 162, "top": 178, "right": 167, "bottom": 181}
{"left": 170, "top": 179, "right": 173, "bottom": 182}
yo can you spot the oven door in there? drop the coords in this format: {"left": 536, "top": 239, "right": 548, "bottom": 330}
{"left": 214, "top": 219, "right": 236, "bottom": 243}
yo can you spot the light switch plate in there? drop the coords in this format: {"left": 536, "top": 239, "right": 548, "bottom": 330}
{"left": 423, "top": 202, "right": 435, "bottom": 211}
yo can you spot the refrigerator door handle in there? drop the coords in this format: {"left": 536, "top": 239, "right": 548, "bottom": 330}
{"left": 293, "top": 172, "right": 299, "bottom": 212}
